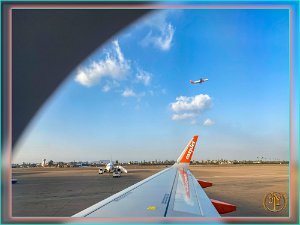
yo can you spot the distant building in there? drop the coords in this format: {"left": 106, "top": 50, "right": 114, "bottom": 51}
{"left": 42, "top": 159, "right": 46, "bottom": 167}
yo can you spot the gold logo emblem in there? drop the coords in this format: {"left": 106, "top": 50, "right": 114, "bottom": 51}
{"left": 263, "top": 192, "right": 287, "bottom": 212}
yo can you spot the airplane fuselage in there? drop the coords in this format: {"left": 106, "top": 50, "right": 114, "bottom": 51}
{"left": 190, "top": 78, "right": 208, "bottom": 84}
{"left": 105, "top": 163, "right": 114, "bottom": 172}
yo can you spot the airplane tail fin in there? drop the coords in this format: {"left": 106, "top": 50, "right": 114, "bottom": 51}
{"left": 177, "top": 136, "right": 198, "bottom": 164}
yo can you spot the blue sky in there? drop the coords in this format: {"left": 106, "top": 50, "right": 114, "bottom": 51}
{"left": 13, "top": 9, "right": 290, "bottom": 164}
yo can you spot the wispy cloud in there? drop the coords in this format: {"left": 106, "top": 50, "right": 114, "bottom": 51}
{"left": 102, "top": 84, "right": 111, "bottom": 92}
{"left": 122, "top": 88, "right": 137, "bottom": 97}
{"left": 142, "top": 24, "right": 174, "bottom": 51}
{"left": 203, "top": 118, "right": 215, "bottom": 126}
{"left": 141, "top": 11, "right": 175, "bottom": 51}
{"left": 172, "top": 113, "right": 197, "bottom": 121}
{"left": 136, "top": 68, "right": 152, "bottom": 86}
{"left": 74, "top": 32, "right": 165, "bottom": 107}
{"left": 170, "top": 94, "right": 212, "bottom": 121}
{"left": 75, "top": 40, "right": 130, "bottom": 87}
{"left": 101, "top": 80, "right": 120, "bottom": 92}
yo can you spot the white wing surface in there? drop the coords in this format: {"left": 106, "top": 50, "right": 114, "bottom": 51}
{"left": 73, "top": 136, "right": 234, "bottom": 218}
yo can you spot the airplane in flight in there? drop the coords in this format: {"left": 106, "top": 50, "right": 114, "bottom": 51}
{"left": 73, "top": 136, "right": 236, "bottom": 218}
{"left": 98, "top": 160, "right": 127, "bottom": 174}
{"left": 189, "top": 78, "right": 208, "bottom": 84}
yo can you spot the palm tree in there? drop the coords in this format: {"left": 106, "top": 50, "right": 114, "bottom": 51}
{"left": 48, "top": 160, "right": 54, "bottom": 167}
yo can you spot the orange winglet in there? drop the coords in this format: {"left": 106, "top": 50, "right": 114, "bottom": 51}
{"left": 197, "top": 179, "right": 213, "bottom": 188}
{"left": 178, "top": 136, "right": 198, "bottom": 164}
{"left": 211, "top": 199, "right": 236, "bottom": 214}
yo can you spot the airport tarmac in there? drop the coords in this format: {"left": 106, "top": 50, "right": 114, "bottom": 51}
{"left": 12, "top": 164, "right": 288, "bottom": 218}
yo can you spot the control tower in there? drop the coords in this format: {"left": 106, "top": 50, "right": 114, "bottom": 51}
{"left": 42, "top": 159, "right": 46, "bottom": 167}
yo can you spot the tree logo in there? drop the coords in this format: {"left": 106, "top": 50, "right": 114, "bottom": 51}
{"left": 263, "top": 192, "right": 287, "bottom": 212}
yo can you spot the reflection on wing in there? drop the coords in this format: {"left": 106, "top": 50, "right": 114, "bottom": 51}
{"left": 73, "top": 136, "right": 235, "bottom": 218}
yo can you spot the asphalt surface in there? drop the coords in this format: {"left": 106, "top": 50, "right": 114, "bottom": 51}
{"left": 12, "top": 164, "right": 288, "bottom": 218}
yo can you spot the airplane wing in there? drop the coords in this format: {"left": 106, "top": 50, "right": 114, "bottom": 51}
{"left": 72, "top": 136, "right": 235, "bottom": 218}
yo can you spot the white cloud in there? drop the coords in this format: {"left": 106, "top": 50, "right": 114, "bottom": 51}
{"left": 203, "top": 118, "right": 215, "bottom": 126}
{"left": 136, "top": 69, "right": 152, "bottom": 86}
{"left": 122, "top": 88, "right": 136, "bottom": 97}
{"left": 75, "top": 40, "right": 130, "bottom": 87}
{"left": 141, "top": 11, "right": 175, "bottom": 51}
{"left": 170, "top": 94, "right": 211, "bottom": 112}
{"left": 172, "top": 113, "right": 197, "bottom": 121}
{"left": 170, "top": 94, "right": 212, "bottom": 122}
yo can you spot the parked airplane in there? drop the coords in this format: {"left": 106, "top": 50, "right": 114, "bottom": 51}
{"left": 98, "top": 160, "right": 127, "bottom": 174}
{"left": 74, "top": 136, "right": 236, "bottom": 218}
{"left": 189, "top": 78, "right": 208, "bottom": 84}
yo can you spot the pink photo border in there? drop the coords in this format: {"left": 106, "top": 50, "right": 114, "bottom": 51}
{"left": 5, "top": 3, "right": 295, "bottom": 223}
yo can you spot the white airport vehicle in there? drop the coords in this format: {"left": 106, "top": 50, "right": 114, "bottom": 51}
{"left": 98, "top": 168, "right": 104, "bottom": 174}
{"left": 73, "top": 136, "right": 236, "bottom": 218}
{"left": 112, "top": 169, "right": 121, "bottom": 178}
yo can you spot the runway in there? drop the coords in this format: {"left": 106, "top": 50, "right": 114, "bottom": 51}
{"left": 12, "top": 164, "right": 288, "bottom": 217}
